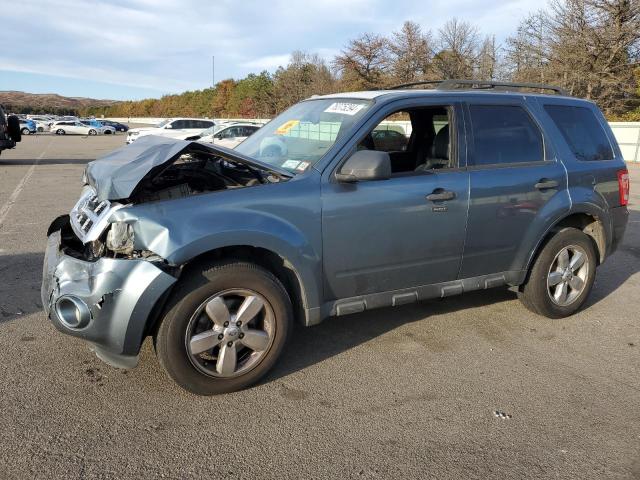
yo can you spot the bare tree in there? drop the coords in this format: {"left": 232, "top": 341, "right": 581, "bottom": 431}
{"left": 432, "top": 18, "right": 480, "bottom": 78}
{"left": 388, "top": 21, "right": 432, "bottom": 84}
{"left": 505, "top": 0, "right": 639, "bottom": 115}
{"left": 477, "top": 35, "right": 499, "bottom": 80}
{"left": 506, "top": 12, "right": 551, "bottom": 84}
{"left": 273, "top": 51, "right": 336, "bottom": 111}
{"left": 332, "top": 33, "right": 390, "bottom": 90}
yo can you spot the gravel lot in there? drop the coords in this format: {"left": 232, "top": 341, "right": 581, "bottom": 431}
{"left": 0, "top": 134, "right": 639, "bottom": 480}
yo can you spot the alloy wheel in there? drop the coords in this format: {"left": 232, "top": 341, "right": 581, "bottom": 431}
{"left": 185, "top": 289, "right": 275, "bottom": 378}
{"left": 547, "top": 245, "right": 589, "bottom": 306}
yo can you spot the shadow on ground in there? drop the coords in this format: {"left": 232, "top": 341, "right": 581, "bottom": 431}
{"left": 267, "top": 287, "right": 515, "bottom": 384}
{"left": 0, "top": 252, "right": 44, "bottom": 322}
{"left": 0, "top": 159, "right": 92, "bottom": 166}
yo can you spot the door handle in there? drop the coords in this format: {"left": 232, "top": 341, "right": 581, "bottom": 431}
{"left": 426, "top": 190, "right": 456, "bottom": 202}
{"left": 534, "top": 179, "right": 559, "bottom": 190}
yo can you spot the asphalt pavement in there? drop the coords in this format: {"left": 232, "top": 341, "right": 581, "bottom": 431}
{"left": 0, "top": 133, "right": 639, "bottom": 479}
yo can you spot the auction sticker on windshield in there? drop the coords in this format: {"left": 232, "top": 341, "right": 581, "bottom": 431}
{"left": 275, "top": 120, "right": 300, "bottom": 135}
{"left": 324, "top": 102, "right": 366, "bottom": 116}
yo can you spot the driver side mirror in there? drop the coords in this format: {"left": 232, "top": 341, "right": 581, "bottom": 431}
{"left": 335, "top": 150, "right": 391, "bottom": 183}
{"left": 165, "top": 124, "right": 173, "bottom": 129}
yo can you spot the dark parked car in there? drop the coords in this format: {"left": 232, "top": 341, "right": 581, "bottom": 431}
{"left": 0, "top": 105, "right": 20, "bottom": 155}
{"left": 98, "top": 119, "right": 129, "bottom": 132}
{"left": 42, "top": 80, "right": 629, "bottom": 395}
{"left": 371, "top": 128, "right": 408, "bottom": 152}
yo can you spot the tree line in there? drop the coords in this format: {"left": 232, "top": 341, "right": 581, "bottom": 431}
{"left": 83, "top": 0, "right": 639, "bottom": 120}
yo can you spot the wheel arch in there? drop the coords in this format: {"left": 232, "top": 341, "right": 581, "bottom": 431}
{"left": 145, "top": 244, "right": 313, "bottom": 340}
{"left": 184, "top": 245, "right": 307, "bottom": 322}
{"left": 525, "top": 210, "right": 606, "bottom": 275}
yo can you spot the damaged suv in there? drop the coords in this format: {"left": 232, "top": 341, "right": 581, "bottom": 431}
{"left": 42, "top": 80, "right": 629, "bottom": 395}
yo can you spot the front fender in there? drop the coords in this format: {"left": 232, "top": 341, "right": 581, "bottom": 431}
{"left": 111, "top": 186, "right": 323, "bottom": 311}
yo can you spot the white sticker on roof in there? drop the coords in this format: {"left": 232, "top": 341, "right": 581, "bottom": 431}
{"left": 324, "top": 102, "right": 366, "bottom": 116}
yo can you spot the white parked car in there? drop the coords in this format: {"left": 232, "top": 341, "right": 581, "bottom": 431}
{"left": 28, "top": 116, "right": 55, "bottom": 131}
{"left": 126, "top": 118, "right": 215, "bottom": 144}
{"left": 50, "top": 121, "right": 99, "bottom": 135}
{"left": 191, "top": 122, "right": 262, "bottom": 149}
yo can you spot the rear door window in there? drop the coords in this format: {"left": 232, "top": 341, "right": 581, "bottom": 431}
{"left": 544, "top": 105, "right": 613, "bottom": 161}
{"left": 469, "top": 105, "right": 544, "bottom": 166}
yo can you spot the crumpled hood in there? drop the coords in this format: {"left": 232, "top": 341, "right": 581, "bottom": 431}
{"left": 85, "top": 135, "right": 292, "bottom": 201}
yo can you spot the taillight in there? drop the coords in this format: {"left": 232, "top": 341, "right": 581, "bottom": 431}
{"left": 617, "top": 169, "right": 630, "bottom": 206}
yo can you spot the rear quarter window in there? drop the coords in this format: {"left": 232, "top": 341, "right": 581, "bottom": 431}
{"left": 469, "top": 105, "right": 544, "bottom": 166}
{"left": 544, "top": 105, "right": 613, "bottom": 161}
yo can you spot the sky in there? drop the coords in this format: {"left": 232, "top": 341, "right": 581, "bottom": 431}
{"left": 0, "top": 0, "right": 541, "bottom": 100}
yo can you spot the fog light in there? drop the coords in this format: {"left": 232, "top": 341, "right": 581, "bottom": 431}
{"left": 55, "top": 296, "right": 91, "bottom": 329}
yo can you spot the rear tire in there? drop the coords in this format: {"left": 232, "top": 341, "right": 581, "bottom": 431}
{"left": 518, "top": 228, "right": 596, "bottom": 318}
{"left": 154, "top": 260, "right": 293, "bottom": 395}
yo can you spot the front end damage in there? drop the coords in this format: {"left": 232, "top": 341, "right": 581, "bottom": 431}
{"left": 42, "top": 136, "right": 292, "bottom": 368}
{"left": 42, "top": 224, "right": 176, "bottom": 368}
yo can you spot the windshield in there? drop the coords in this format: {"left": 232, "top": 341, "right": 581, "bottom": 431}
{"left": 235, "top": 98, "right": 372, "bottom": 173}
{"left": 156, "top": 119, "right": 172, "bottom": 128}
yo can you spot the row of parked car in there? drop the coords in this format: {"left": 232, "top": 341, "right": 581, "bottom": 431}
{"left": 14, "top": 114, "right": 129, "bottom": 136}
{"left": 126, "top": 118, "right": 264, "bottom": 149}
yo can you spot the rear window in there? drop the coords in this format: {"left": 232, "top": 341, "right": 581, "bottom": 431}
{"left": 544, "top": 105, "right": 613, "bottom": 161}
{"left": 469, "top": 105, "right": 544, "bottom": 166}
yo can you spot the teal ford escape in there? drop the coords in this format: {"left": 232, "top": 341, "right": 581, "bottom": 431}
{"left": 42, "top": 80, "right": 629, "bottom": 394}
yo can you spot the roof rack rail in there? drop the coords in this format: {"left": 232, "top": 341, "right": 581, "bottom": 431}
{"left": 388, "top": 79, "right": 568, "bottom": 96}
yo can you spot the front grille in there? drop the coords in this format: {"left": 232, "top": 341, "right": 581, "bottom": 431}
{"left": 69, "top": 188, "right": 124, "bottom": 243}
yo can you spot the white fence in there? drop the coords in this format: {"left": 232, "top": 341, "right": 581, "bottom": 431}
{"left": 610, "top": 122, "right": 640, "bottom": 163}
{"left": 105, "top": 116, "right": 640, "bottom": 163}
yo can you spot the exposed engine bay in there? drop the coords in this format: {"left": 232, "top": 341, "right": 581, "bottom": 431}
{"left": 130, "top": 151, "right": 268, "bottom": 203}
{"left": 65, "top": 142, "right": 290, "bottom": 262}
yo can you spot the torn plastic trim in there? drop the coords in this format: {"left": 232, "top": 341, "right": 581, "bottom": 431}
{"left": 85, "top": 135, "right": 293, "bottom": 202}
{"left": 42, "top": 230, "right": 178, "bottom": 357}
{"left": 70, "top": 185, "right": 128, "bottom": 243}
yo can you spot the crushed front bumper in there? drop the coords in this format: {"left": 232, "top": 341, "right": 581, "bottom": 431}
{"left": 41, "top": 230, "right": 177, "bottom": 368}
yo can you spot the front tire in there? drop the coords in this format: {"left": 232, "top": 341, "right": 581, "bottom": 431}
{"left": 56, "top": 129, "right": 65, "bottom": 135}
{"left": 154, "top": 261, "right": 293, "bottom": 395}
{"left": 518, "top": 228, "right": 596, "bottom": 318}
{"left": 21, "top": 128, "right": 30, "bottom": 135}
{"left": 88, "top": 129, "right": 97, "bottom": 135}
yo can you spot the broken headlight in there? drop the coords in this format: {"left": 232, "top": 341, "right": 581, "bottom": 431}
{"left": 106, "top": 222, "right": 134, "bottom": 254}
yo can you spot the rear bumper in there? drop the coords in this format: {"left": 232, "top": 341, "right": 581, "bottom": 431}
{"left": 609, "top": 205, "right": 629, "bottom": 256}
{"left": 41, "top": 230, "right": 177, "bottom": 368}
